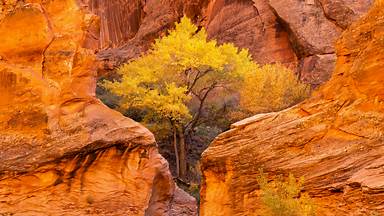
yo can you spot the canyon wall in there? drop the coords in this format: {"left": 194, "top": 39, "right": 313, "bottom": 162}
{"left": 0, "top": 0, "right": 196, "bottom": 215}
{"left": 200, "top": 2, "right": 384, "bottom": 215}
{"left": 89, "top": 0, "right": 372, "bottom": 86}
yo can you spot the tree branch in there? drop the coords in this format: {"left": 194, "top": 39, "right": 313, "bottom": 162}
{"left": 186, "top": 68, "right": 213, "bottom": 94}
{"left": 185, "top": 82, "right": 218, "bottom": 133}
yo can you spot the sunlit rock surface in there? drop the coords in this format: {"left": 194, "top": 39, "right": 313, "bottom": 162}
{"left": 200, "top": 3, "right": 384, "bottom": 216}
{"left": 0, "top": 1, "right": 196, "bottom": 215}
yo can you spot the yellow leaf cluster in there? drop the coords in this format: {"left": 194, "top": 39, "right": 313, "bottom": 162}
{"left": 240, "top": 64, "right": 310, "bottom": 114}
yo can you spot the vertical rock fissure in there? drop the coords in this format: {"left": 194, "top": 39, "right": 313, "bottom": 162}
{"left": 39, "top": 4, "right": 55, "bottom": 79}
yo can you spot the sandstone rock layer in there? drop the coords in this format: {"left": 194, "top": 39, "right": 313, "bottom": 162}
{"left": 0, "top": 1, "right": 196, "bottom": 215}
{"left": 200, "top": 3, "right": 384, "bottom": 216}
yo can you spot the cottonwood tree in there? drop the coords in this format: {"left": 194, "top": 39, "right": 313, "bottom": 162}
{"left": 103, "top": 16, "right": 255, "bottom": 180}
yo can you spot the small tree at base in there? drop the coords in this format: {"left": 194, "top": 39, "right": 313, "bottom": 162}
{"left": 256, "top": 169, "right": 316, "bottom": 216}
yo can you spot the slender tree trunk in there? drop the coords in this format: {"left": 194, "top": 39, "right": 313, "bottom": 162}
{"left": 172, "top": 124, "right": 180, "bottom": 178}
{"left": 178, "top": 126, "right": 187, "bottom": 181}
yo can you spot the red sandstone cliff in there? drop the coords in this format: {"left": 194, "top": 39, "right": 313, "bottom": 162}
{"left": 200, "top": 2, "right": 384, "bottom": 215}
{"left": 0, "top": 1, "right": 196, "bottom": 215}
{"left": 88, "top": 0, "right": 372, "bottom": 86}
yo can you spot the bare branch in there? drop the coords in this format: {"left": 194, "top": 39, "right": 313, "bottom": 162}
{"left": 184, "top": 82, "right": 219, "bottom": 133}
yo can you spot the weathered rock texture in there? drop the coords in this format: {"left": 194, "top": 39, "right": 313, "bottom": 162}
{"left": 268, "top": 0, "right": 373, "bottom": 86}
{"left": 200, "top": 2, "right": 384, "bottom": 216}
{"left": 90, "top": 0, "right": 372, "bottom": 86}
{"left": 204, "top": 0, "right": 297, "bottom": 66}
{"left": 0, "top": 0, "right": 196, "bottom": 215}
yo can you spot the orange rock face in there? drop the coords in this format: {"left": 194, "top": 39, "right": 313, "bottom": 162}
{"left": 204, "top": 0, "right": 297, "bottom": 66}
{"left": 200, "top": 3, "right": 384, "bottom": 216}
{"left": 0, "top": 1, "right": 196, "bottom": 215}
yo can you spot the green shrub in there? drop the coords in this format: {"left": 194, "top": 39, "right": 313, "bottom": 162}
{"left": 256, "top": 169, "right": 316, "bottom": 216}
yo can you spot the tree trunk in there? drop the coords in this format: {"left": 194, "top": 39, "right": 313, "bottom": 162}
{"left": 173, "top": 124, "right": 180, "bottom": 178}
{"left": 178, "top": 126, "right": 187, "bottom": 181}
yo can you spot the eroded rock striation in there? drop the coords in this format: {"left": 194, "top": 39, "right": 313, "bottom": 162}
{"left": 0, "top": 1, "right": 196, "bottom": 215}
{"left": 200, "top": 2, "right": 384, "bottom": 216}
{"left": 90, "top": 0, "right": 372, "bottom": 86}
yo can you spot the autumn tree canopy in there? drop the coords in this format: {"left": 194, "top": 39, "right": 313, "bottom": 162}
{"left": 102, "top": 17, "right": 310, "bottom": 181}
{"left": 102, "top": 16, "right": 255, "bottom": 180}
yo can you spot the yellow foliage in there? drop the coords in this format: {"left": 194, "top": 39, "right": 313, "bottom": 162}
{"left": 240, "top": 64, "right": 310, "bottom": 114}
{"left": 102, "top": 16, "right": 255, "bottom": 124}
